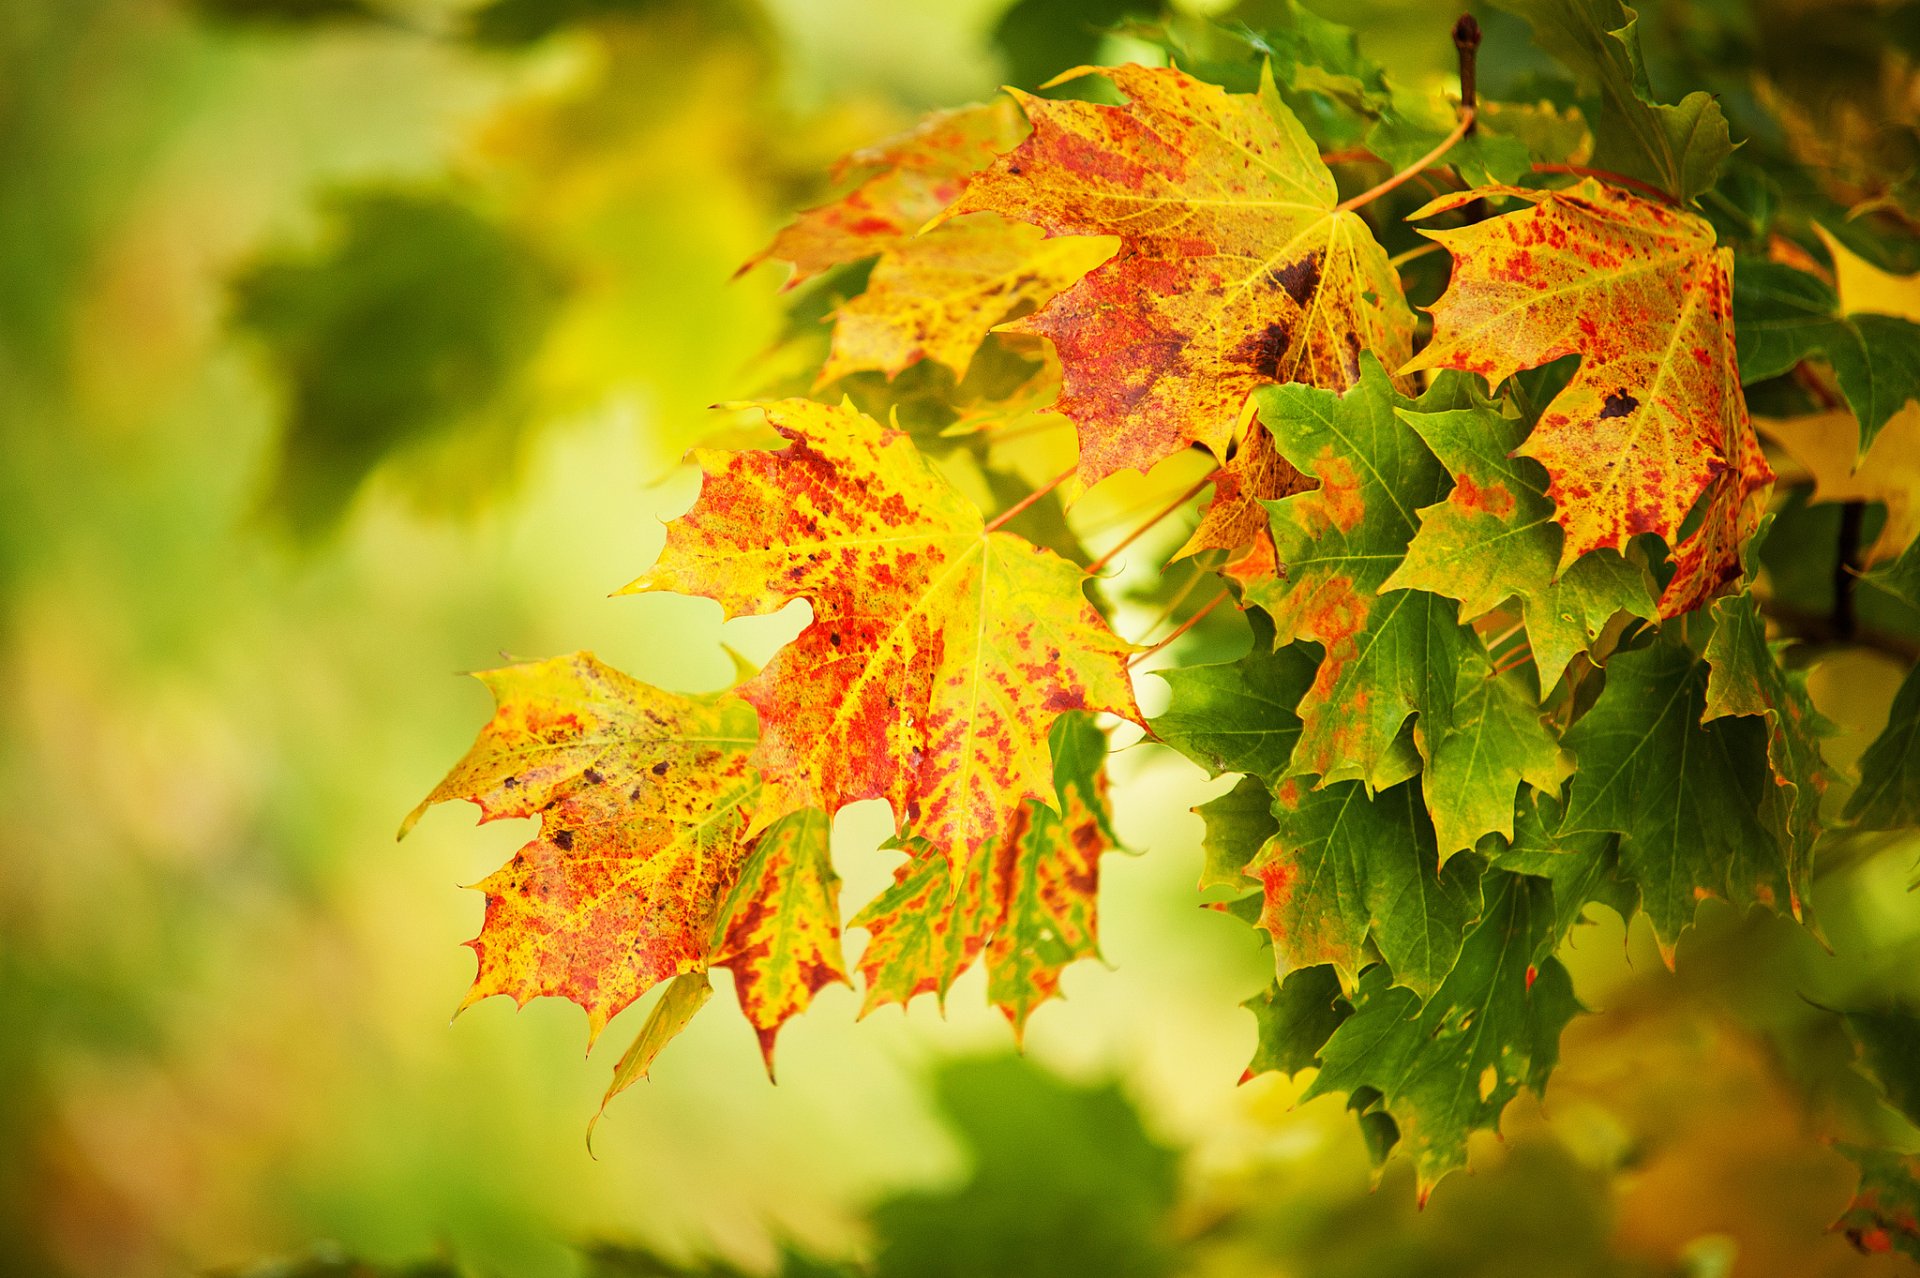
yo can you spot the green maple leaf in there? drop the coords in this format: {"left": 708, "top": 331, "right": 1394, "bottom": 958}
{"left": 1151, "top": 608, "right": 1315, "bottom": 785}
{"left": 1249, "top": 777, "right": 1483, "bottom": 996}
{"left": 1245, "top": 358, "right": 1472, "bottom": 790}
{"left": 1703, "top": 590, "right": 1834, "bottom": 918}
{"left": 1304, "top": 871, "right": 1579, "bottom": 1194}
{"left": 1556, "top": 637, "right": 1785, "bottom": 953}
{"left": 1485, "top": 789, "right": 1637, "bottom": 945}
{"left": 1734, "top": 259, "right": 1920, "bottom": 454}
{"left": 1424, "top": 652, "right": 1566, "bottom": 859}
{"left": 1382, "top": 400, "right": 1658, "bottom": 695}
{"left": 1488, "top": 0, "right": 1731, "bottom": 203}
{"left": 1846, "top": 541, "right": 1920, "bottom": 830}
{"left": 1194, "top": 774, "right": 1278, "bottom": 894}
{"left": 1243, "top": 964, "right": 1351, "bottom": 1081}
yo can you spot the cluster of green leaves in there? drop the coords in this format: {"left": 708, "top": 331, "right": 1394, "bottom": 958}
{"left": 368, "top": 0, "right": 1920, "bottom": 1240}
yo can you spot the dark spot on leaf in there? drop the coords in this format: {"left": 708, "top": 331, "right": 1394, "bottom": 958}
{"left": 829, "top": 631, "right": 841, "bottom": 647}
{"left": 1269, "top": 253, "right": 1322, "bottom": 307}
{"left": 583, "top": 768, "right": 604, "bottom": 785}
{"left": 552, "top": 829, "right": 574, "bottom": 851}
{"left": 1233, "top": 321, "right": 1293, "bottom": 380}
{"left": 652, "top": 760, "right": 670, "bottom": 775}
{"left": 1600, "top": 390, "right": 1639, "bottom": 418}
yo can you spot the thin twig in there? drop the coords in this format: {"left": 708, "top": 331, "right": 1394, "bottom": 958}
{"left": 1130, "top": 589, "right": 1231, "bottom": 665}
{"left": 1335, "top": 108, "right": 1476, "bottom": 215}
{"left": 982, "top": 464, "right": 1075, "bottom": 534}
{"left": 1087, "top": 475, "right": 1213, "bottom": 575}
{"left": 1388, "top": 241, "right": 1446, "bottom": 271}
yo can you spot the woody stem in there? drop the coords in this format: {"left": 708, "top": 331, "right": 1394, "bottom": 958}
{"left": 982, "top": 464, "right": 1076, "bottom": 534}
{"left": 1087, "top": 475, "right": 1214, "bottom": 575}
{"left": 1334, "top": 107, "right": 1476, "bottom": 215}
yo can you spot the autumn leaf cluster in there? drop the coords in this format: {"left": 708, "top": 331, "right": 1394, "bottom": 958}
{"left": 408, "top": 0, "right": 1920, "bottom": 1217}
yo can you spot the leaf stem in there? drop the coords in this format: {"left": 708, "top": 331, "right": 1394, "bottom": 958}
{"left": 982, "top": 463, "right": 1076, "bottom": 534}
{"left": 1087, "top": 475, "right": 1213, "bottom": 575}
{"left": 1334, "top": 108, "right": 1476, "bottom": 215}
{"left": 1130, "top": 588, "right": 1231, "bottom": 665}
{"left": 1388, "top": 241, "right": 1446, "bottom": 271}
{"left": 1529, "top": 163, "right": 1679, "bottom": 207}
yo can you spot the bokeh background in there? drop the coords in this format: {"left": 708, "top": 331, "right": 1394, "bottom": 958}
{"left": 5, "top": 1, "right": 1920, "bottom": 1275}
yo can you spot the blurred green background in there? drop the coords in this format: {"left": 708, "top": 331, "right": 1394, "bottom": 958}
{"left": 4, "top": 1, "right": 1919, "bottom": 1275}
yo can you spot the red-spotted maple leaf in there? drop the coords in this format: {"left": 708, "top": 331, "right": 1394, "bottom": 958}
{"left": 1403, "top": 180, "right": 1771, "bottom": 614}
{"left": 746, "top": 99, "right": 1110, "bottom": 383}
{"left": 628, "top": 398, "right": 1140, "bottom": 866}
{"left": 853, "top": 712, "right": 1113, "bottom": 1037}
{"left": 942, "top": 63, "right": 1415, "bottom": 485}
{"left": 404, "top": 653, "right": 770, "bottom": 1040}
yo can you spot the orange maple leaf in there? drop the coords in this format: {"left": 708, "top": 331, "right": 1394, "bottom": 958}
{"left": 1177, "top": 422, "right": 1312, "bottom": 583}
{"left": 941, "top": 63, "right": 1415, "bottom": 486}
{"left": 1404, "top": 180, "right": 1771, "bottom": 612}
{"left": 403, "top": 653, "right": 767, "bottom": 1042}
{"left": 628, "top": 399, "right": 1140, "bottom": 866}
{"left": 747, "top": 99, "right": 1110, "bottom": 383}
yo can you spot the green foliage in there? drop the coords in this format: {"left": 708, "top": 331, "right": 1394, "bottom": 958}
{"left": 231, "top": 187, "right": 565, "bottom": 534}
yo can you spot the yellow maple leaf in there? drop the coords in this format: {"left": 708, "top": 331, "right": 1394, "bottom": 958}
{"left": 748, "top": 98, "right": 1111, "bottom": 383}
{"left": 404, "top": 653, "right": 762, "bottom": 1042}
{"left": 1404, "top": 180, "right": 1769, "bottom": 613}
{"left": 1763, "top": 408, "right": 1920, "bottom": 564}
{"left": 942, "top": 63, "right": 1415, "bottom": 486}
{"left": 628, "top": 399, "right": 1140, "bottom": 865}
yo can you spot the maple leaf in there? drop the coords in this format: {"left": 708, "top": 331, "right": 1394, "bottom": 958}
{"left": 942, "top": 63, "right": 1415, "bottom": 485}
{"left": 1242, "top": 964, "right": 1351, "bottom": 1081}
{"left": 1733, "top": 258, "right": 1920, "bottom": 453}
{"left": 628, "top": 398, "right": 1139, "bottom": 866}
{"left": 1423, "top": 652, "right": 1564, "bottom": 858}
{"left": 1303, "top": 871, "right": 1578, "bottom": 1195}
{"left": 1194, "top": 774, "right": 1278, "bottom": 895}
{"left": 1248, "top": 776, "right": 1483, "bottom": 996}
{"left": 747, "top": 99, "right": 1109, "bottom": 383}
{"left": 1176, "top": 423, "right": 1311, "bottom": 583}
{"left": 1404, "top": 180, "right": 1771, "bottom": 615}
{"left": 403, "top": 652, "right": 761, "bottom": 1041}
{"left": 1703, "top": 589, "right": 1833, "bottom": 918}
{"left": 709, "top": 807, "right": 847, "bottom": 1067}
{"left": 1485, "top": 788, "right": 1636, "bottom": 946}
{"left": 1242, "top": 359, "right": 1469, "bottom": 790}
{"left": 1763, "top": 408, "right": 1920, "bottom": 565}
{"left": 852, "top": 713, "right": 1115, "bottom": 1033}
{"left": 1555, "top": 636, "right": 1785, "bottom": 954}
{"left": 1847, "top": 542, "right": 1920, "bottom": 830}
{"left": 1151, "top": 608, "right": 1316, "bottom": 784}
{"left": 1488, "top": 0, "right": 1731, "bottom": 203}
{"left": 1381, "top": 395, "right": 1658, "bottom": 694}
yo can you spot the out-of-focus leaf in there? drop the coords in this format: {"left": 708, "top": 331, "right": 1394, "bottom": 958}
{"left": 188, "top": 0, "right": 381, "bottom": 26}
{"left": 468, "top": 0, "right": 770, "bottom": 47}
{"left": 232, "top": 187, "right": 565, "bottom": 534}
{"left": 868, "top": 1055, "right": 1179, "bottom": 1278}
{"left": 991, "top": 0, "right": 1159, "bottom": 92}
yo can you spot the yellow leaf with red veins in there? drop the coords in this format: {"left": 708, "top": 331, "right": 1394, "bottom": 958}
{"left": 747, "top": 100, "right": 1025, "bottom": 289}
{"left": 1176, "top": 422, "right": 1311, "bottom": 582}
{"left": 747, "top": 99, "right": 1110, "bottom": 382}
{"left": 1404, "top": 180, "right": 1770, "bottom": 611}
{"left": 942, "top": 63, "right": 1415, "bottom": 486}
{"left": 403, "top": 653, "right": 762, "bottom": 1042}
{"left": 628, "top": 399, "right": 1140, "bottom": 866}
{"left": 820, "top": 220, "right": 1111, "bottom": 382}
